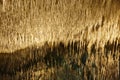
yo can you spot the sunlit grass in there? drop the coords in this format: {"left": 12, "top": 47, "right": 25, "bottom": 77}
{"left": 0, "top": 0, "right": 119, "bottom": 80}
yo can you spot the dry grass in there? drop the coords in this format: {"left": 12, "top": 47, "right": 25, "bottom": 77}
{"left": 0, "top": 0, "right": 119, "bottom": 52}
{"left": 0, "top": 40, "right": 119, "bottom": 80}
{"left": 0, "top": 0, "right": 120, "bottom": 80}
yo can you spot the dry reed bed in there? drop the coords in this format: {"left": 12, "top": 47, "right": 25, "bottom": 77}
{"left": 0, "top": 0, "right": 120, "bottom": 52}
{"left": 0, "top": 40, "right": 119, "bottom": 80}
{"left": 0, "top": 0, "right": 119, "bottom": 80}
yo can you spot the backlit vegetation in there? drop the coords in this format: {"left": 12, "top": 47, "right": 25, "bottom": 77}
{"left": 0, "top": 0, "right": 119, "bottom": 80}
